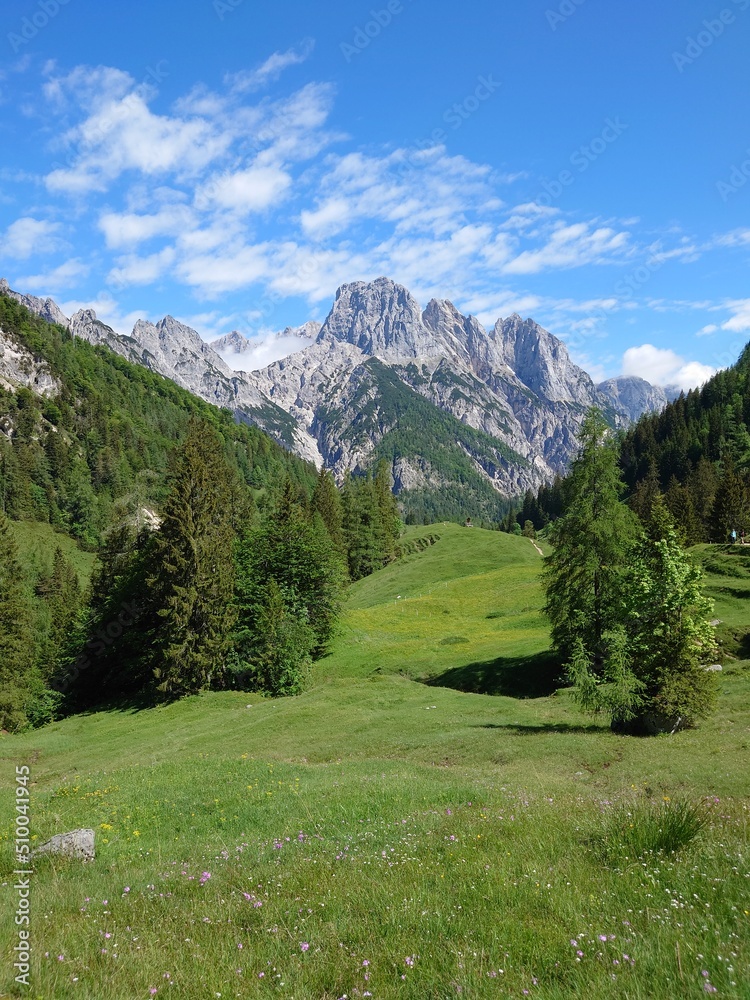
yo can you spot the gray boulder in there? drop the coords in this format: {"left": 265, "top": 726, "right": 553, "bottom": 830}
{"left": 31, "top": 828, "right": 95, "bottom": 862}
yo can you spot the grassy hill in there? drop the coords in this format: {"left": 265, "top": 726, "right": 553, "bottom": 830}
{"left": 1, "top": 527, "right": 748, "bottom": 998}
{"left": 8, "top": 520, "right": 97, "bottom": 589}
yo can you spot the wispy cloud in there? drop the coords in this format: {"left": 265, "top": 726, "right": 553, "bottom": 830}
{"left": 2, "top": 217, "right": 64, "bottom": 259}
{"left": 227, "top": 40, "right": 315, "bottom": 92}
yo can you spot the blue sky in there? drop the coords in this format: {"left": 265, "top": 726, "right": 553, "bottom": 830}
{"left": 0, "top": 0, "right": 748, "bottom": 387}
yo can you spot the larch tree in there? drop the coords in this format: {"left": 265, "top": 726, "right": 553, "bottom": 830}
{"left": 543, "top": 408, "right": 639, "bottom": 669}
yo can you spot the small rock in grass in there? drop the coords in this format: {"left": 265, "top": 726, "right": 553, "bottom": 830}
{"left": 31, "top": 829, "right": 95, "bottom": 862}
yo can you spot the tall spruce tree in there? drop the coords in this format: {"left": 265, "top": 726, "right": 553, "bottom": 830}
{"left": 543, "top": 408, "right": 638, "bottom": 667}
{"left": 149, "top": 420, "right": 236, "bottom": 697}
{"left": 342, "top": 473, "right": 382, "bottom": 581}
{"left": 0, "top": 512, "right": 35, "bottom": 730}
{"left": 711, "top": 454, "right": 749, "bottom": 541}
{"left": 250, "top": 579, "right": 315, "bottom": 697}
{"left": 61, "top": 522, "right": 156, "bottom": 707}
{"left": 312, "top": 467, "right": 346, "bottom": 557}
{"left": 373, "top": 461, "right": 401, "bottom": 564}
{"left": 234, "top": 479, "right": 343, "bottom": 660}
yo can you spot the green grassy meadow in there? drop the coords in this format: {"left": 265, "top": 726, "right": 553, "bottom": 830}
{"left": 1, "top": 525, "right": 748, "bottom": 999}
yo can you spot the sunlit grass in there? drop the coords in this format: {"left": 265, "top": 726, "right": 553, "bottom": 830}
{"left": 1, "top": 526, "right": 748, "bottom": 998}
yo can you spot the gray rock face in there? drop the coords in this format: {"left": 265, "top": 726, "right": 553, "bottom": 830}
{"left": 1, "top": 275, "right": 670, "bottom": 499}
{"left": 597, "top": 376, "right": 668, "bottom": 422}
{"left": 0, "top": 328, "right": 59, "bottom": 398}
{"left": 0, "top": 277, "right": 69, "bottom": 328}
{"left": 238, "top": 277, "right": 635, "bottom": 494}
{"left": 31, "top": 828, "right": 95, "bottom": 862}
{"left": 321, "top": 278, "right": 439, "bottom": 361}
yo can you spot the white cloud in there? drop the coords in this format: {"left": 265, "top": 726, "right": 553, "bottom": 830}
{"left": 99, "top": 206, "right": 196, "bottom": 249}
{"left": 696, "top": 324, "right": 718, "bottom": 337}
{"left": 107, "top": 247, "right": 176, "bottom": 287}
{"left": 2, "top": 217, "right": 62, "bottom": 259}
{"left": 176, "top": 244, "right": 273, "bottom": 295}
{"left": 622, "top": 344, "right": 715, "bottom": 391}
{"left": 720, "top": 299, "right": 750, "bottom": 333}
{"left": 58, "top": 291, "right": 149, "bottom": 336}
{"left": 228, "top": 40, "right": 315, "bottom": 92}
{"left": 16, "top": 258, "right": 90, "bottom": 292}
{"left": 45, "top": 71, "right": 231, "bottom": 194}
{"left": 503, "top": 223, "right": 630, "bottom": 275}
{"left": 196, "top": 164, "right": 292, "bottom": 214}
{"left": 216, "top": 331, "right": 315, "bottom": 372}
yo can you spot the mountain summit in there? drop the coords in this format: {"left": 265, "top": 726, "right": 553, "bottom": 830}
{"left": 1, "top": 276, "right": 667, "bottom": 519}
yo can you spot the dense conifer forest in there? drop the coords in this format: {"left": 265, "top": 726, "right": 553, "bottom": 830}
{"left": 513, "top": 341, "right": 750, "bottom": 543}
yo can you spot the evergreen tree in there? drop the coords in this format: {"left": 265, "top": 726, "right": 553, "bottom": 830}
{"left": 664, "top": 476, "right": 701, "bottom": 546}
{"left": 568, "top": 499, "right": 717, "bottom": 732}
{"left": 711, "top": 454, "right": 749, "bottom": 541}
{"left": 543, "top": 409, "right": 639, "bottom": 667}
{"left": 35, "top": 547, "right": 83, "bottom": 695}
{"left": 149, "top": 420, "right": 236, "bottom": 697}
{"left": 249, "top": 579, "right": 315, "bottom": 697}
{"left": 373, "top": 461, "right": 401, "bottom": 564}
{"left": 628, "top": 460, "right": 661, "bottom": 524}
{"left": 60, "top": 522, "right": 155, "bottom": 707}
{"left": 233, "top": 480, "right": 344, "bottom": 672}
{"left": 312, "top": 467, "right": 346, "bottom": 556}
{"left": 0, "top": 512, "right": 35, "bottom": 730}
{"left": 619, "top": 499, "right": 717, "bottom": 730}
{"left": 342, "top": 474, "right": 382, "bottom": 581}
{"left": 690, "top": 458, "right": 718, "bottom": 540}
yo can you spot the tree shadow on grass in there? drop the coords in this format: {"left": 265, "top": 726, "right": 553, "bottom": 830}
{"left": 476, "top": 722, "right": 605, "bottom": 735}
{"left": 425, "top": 650, "right": 564, "bottom": 699}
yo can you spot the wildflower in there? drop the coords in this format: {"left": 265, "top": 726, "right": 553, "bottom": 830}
{"left": 599, "top": 935, "right": 607, "bottom": 942}
{"left": 300, "top": 942, "right": 310, "bottom": 952}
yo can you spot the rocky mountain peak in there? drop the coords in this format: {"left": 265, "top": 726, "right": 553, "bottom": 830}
{"left": 597, "top": 375, "right": 669, "bottom": 422}
{"left": 320, "top": 277, "right": 438, "bottom": 361}
{"left": 492, "top": 313, "right": 596, "bottom": 404}
{"left": 213, "top": 330, "right": 250, "bottom": 353}
{"left": 0, "top": 277, "right": 69, "bottom": 328}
